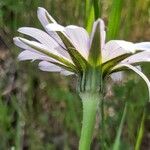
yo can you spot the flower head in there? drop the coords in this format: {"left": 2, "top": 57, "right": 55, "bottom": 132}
{"left": 14, "top": 7, "right": 150, "bottom": 97}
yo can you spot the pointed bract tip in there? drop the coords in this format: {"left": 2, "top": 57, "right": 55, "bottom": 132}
{"left": 95, "top": 18, "right": 104, "bottom": 24}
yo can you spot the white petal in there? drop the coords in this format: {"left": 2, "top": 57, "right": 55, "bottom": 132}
{"left": 17, "top": 27, "right": 70, "bottom": 59}
{"left": 18, "top": 50, "right": 53, "bottom": 62}
{"left": 17, "top": 37, "right": 73, "bottom": 65}
{"left": 135, "top": 42, "right": 150, "bottom": 51}
{"left": 17, "top": 37, "right": 58, "bottom": 55}
{"left": 39, "top": 61, "right": 74, "bottom": 76}
{"left": 37, "top": 7, "right": 57, "bottom": 27}
{"left": 60, "top": 70, "right": 74, "bottom": 76}
{"left": 18, "top": 27, "right": 58, "bottom": 49}
{"left": 47, "top": 24, "right": 90, "bottom": 59}
{"left": 39, "top": 61, "right": 61, "bottom": 72}
{"left": 114, "top": 40, "right": 136, "bottom": 52}
{"left": 102, "top": 40, "right": 136, "bottom": 62}
{"left": 111, "top": 71, "right": 124, "bottom": 82}
{"left": 14, "top": 37, "right": 30, "bottom": 50}
{"left": 37, "top": 7, "right": 65, "bottom": 49}
{"left": 14, "top": 37, "right": 43, "bottom": 55}
{"left": 90, "top": 19, "right": 106, "bottom": 50}
{"left": 14, "top": 37, "right": 46, "bottom": 55}
{"left": 64, "top": 25, "right": 90, "bottom": 59}
{"left": 46, "top": 23, "right": 65, "bottom": 32}
{"left": 121, "top": 51, "right": 150, "bottom": 64}
{"left": 113, "top": 64, "right": 150, "bottom": 100}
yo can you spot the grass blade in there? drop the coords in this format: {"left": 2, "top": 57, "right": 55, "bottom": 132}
{"left": 85, "top": 0, "right": 95, "bottom": 33}
{"left": 107, "top": 0, "right": 123, "bottom": 40}
{"left": 113, "top": 102, "right": 127, "bottom": 150}
{"left": 93, "top": 0, "right": 100, "bottom": 20}
{"left": 135, "top": 108, "right": 146, "bottom": 150}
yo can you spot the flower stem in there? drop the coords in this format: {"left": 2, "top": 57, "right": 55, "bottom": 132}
{"left": 79, "top": 92, "right": 100, "bottom": 150}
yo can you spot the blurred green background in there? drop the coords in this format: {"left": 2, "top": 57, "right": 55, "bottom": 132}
{"left": 0, "top": 0, "right": 150, "bottom": 149}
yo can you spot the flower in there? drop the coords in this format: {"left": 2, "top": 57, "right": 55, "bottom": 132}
{"left": 14, "top": 7, "right": 150, "bottom": 97}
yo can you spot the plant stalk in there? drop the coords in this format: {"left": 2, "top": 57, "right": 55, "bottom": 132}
{"left": 79, "top": 92, "right": 100, "bottom": 150}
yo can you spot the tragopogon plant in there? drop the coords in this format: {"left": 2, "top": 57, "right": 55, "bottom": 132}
{"left": 14, "top": 7, "right": 150, "bottom": 150}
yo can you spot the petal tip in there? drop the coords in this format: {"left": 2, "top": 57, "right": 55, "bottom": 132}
{"left": 17, "top": 27, "right": 24, "bottom": 33}
{"left": 13, "top": 37, "right": 20, "bottom": 44}
{"left": 13, "top": 37, "right": 18, "bottom": 41}
{"left": 37, "top": 7, "right": 46, "bottom": 12}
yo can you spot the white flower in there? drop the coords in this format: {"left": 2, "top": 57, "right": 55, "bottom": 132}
{"left": 14, "top": 7, "right": 150, "bottom": 97}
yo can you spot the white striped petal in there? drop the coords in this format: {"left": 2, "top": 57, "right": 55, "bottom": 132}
{"left": 121, "top": 51, "right": 150, "bottom": 64}
{"left": 39, "top": 61, "right": 61, "bottom": 72}
{"left": 64, "top": 25, "right": 90, "bottom": 59}
{"left": 37, "top": 7, "right": 57, "bottom": 27}
{"left": 39, "top": 61, "right": 74, "bottom": 76}
{"left": 46, "top": 24, "right": 90, "bottom": 58}
{"left": 14, "top": 37, "right": 73, "bottom": 64}
{"left": 18, "top": 27, "right": 58, "bottom": 49}
{"left": 19, "top": 38, "right": 74, "bottom": 66}
{"left": 60, "top": 70, "right": 74, "bottom": 76}
{"left": 135, "top": 42, "right": 150, "bottom": 51}
{"left": 18, "top": 50, "right": 53, "bottom": 62}
{"left": 14, "top": 37, "right": 44, "bottom": 55}
{"left": 46, "top": 23, "right": 65, "bottom": 32}
{"left": 17, "top": 37, "right": 58, "bottom": 55}
{"left": 112, "top": 64, "right": 150, "bottom": 100}
{"left": 17, "top": 27, "right": 70, "bottom": 59}
{"left": 14, "top": 37, "right": 47, "bottom": 55}
{"left": 102, "top": 40, "right": 136, "bottom": 62}
{"left": 14, "top": 37, "right": 58, "bottom": 61}
{"left": 14, "top": 37, "right": 31, "bottom": 50}
{"left": 37, "top": 7, "right": 65, "bottom": 49}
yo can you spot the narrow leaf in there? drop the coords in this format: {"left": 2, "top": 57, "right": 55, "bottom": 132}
{"left": 113, "top": 102, "right": 127, "bottom": 150}
{"left": 135, "top": 108, "right": 146, "bottom": 150}
{"left": 107, "top": 0, "right": 123, "bottom": 40}
{"left": 85, "top": 0, "right": 95, "bottom": 33}
{"left": 93, "top": 0, "right": 100, "bottom": 20}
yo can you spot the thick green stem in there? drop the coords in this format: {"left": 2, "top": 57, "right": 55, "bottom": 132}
{"left": 79, "top": 92, "right": 100, "bottom": 150}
